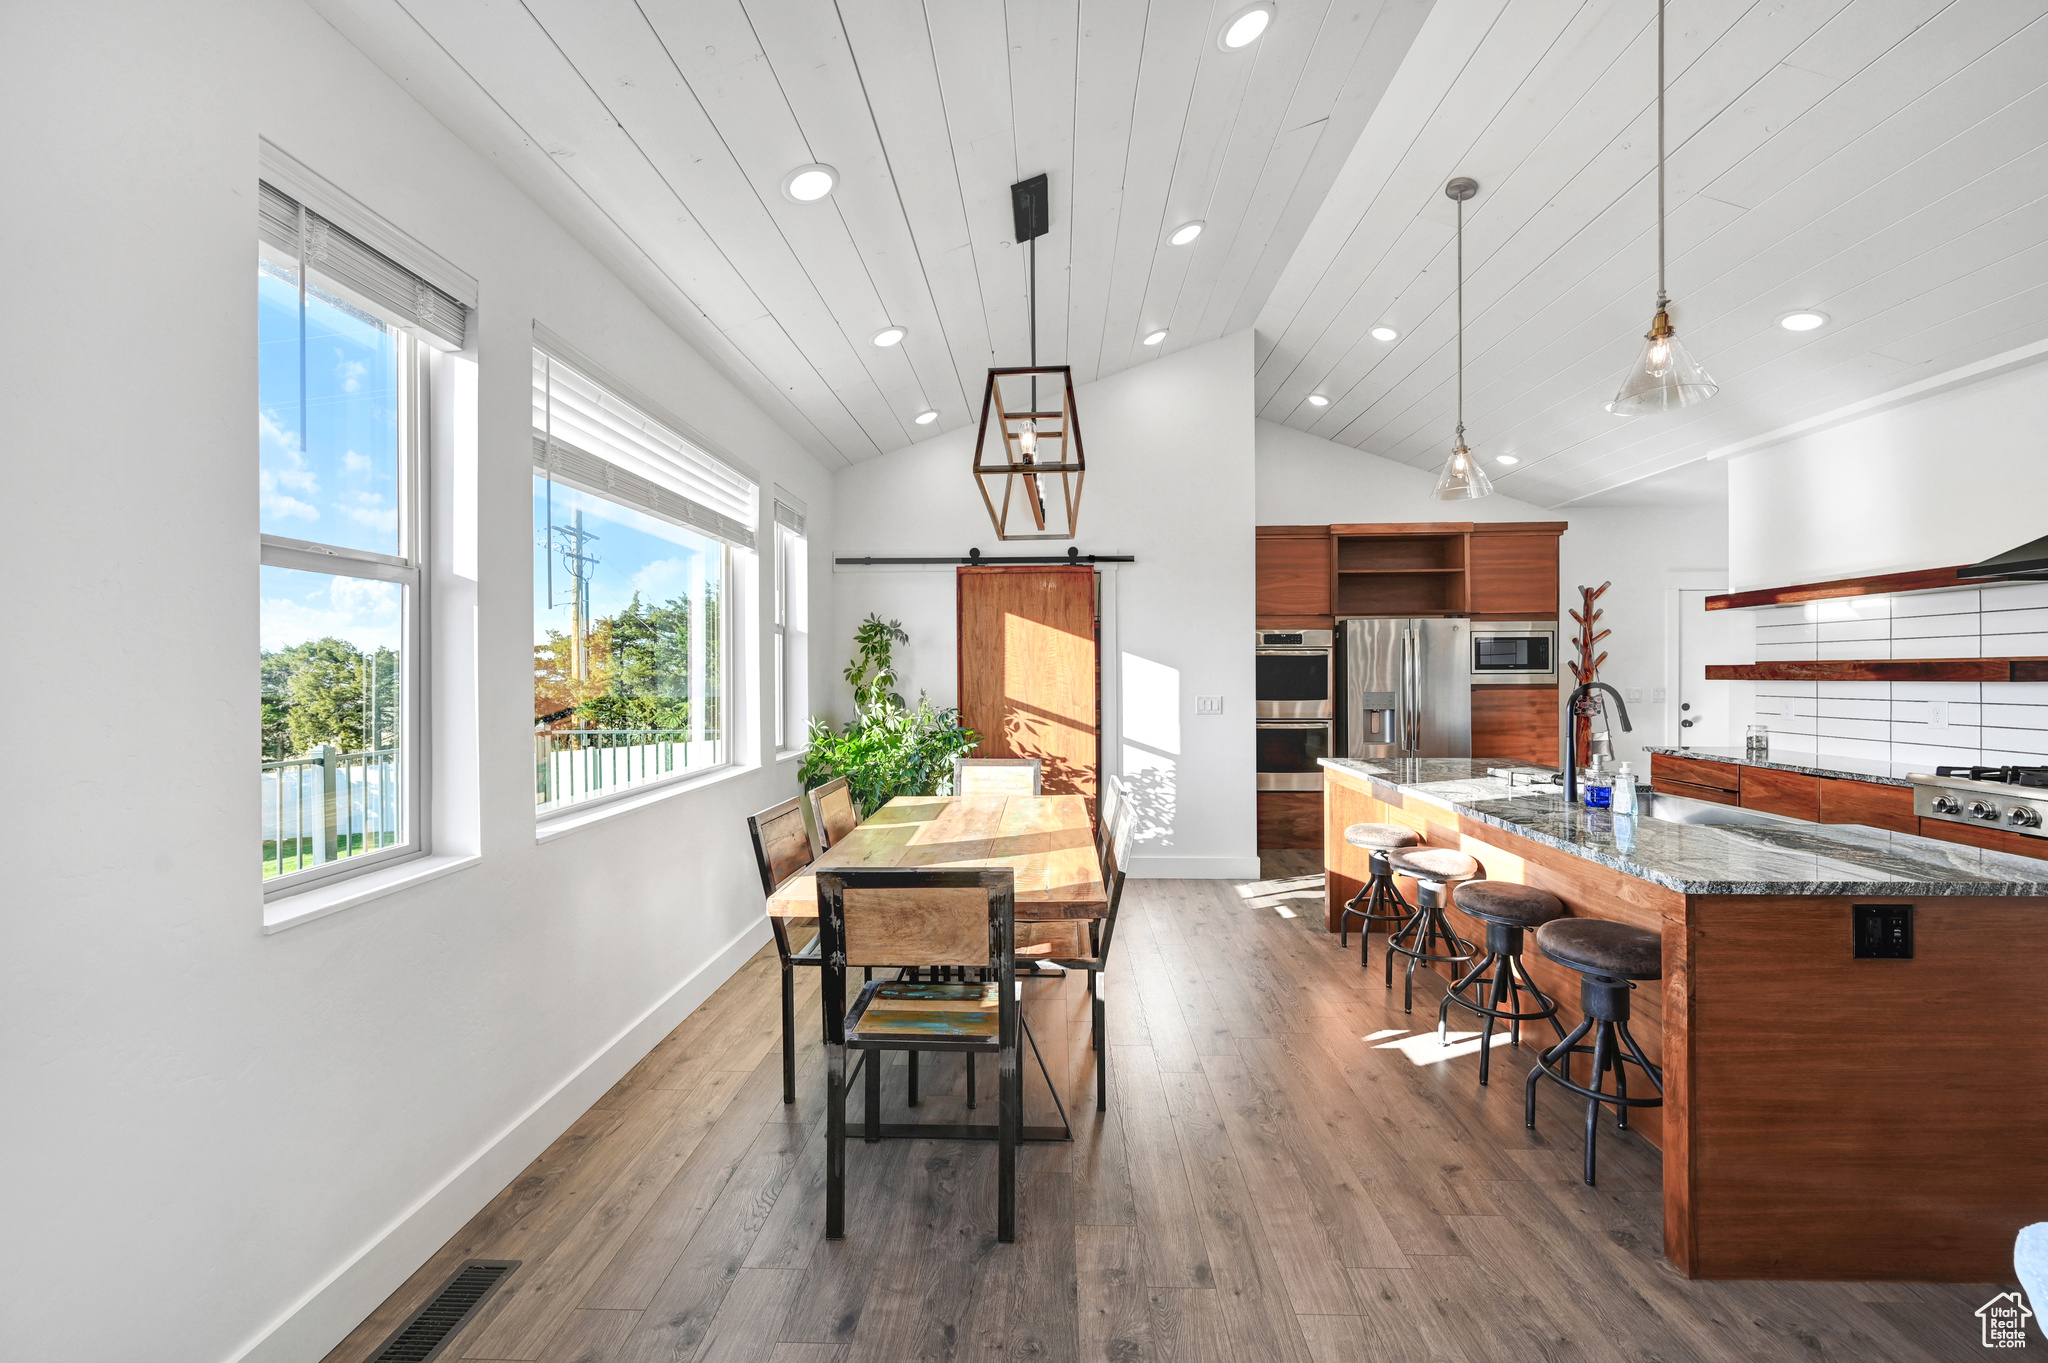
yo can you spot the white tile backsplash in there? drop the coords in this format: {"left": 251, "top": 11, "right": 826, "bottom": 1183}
{"left": 1732, "top": 589, "right": 2048, "bottom": 773}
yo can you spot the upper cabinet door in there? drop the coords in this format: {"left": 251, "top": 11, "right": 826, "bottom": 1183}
{"left": 1256, "top": 533, "right": 1332, "bottom": 622}
{"left": 1466, "top": 532, "right": 1560, "bottom": 618}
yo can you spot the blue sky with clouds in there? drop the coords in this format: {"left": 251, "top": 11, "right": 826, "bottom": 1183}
{"left": 258, "top": 266, "right": 407, "bottom": 653}
{"left": 532, "top": 476, "right": 720, "bottom": 649}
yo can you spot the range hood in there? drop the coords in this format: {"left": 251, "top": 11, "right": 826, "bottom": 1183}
{"left": 1960, "top": 535, "right": 2048, "bottom": 579}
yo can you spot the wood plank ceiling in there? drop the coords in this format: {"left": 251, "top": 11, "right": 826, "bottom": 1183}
{"left": 311, "top": 0, "right": 1435, "bottom": 467}
{"left": 1258, "top": 0, "right": 2048, "bottom": 505}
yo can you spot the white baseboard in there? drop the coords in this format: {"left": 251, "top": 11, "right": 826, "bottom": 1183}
{"left": 226, "top": 916, "right": 772, "bottom": 1363}
{"left": 1130, "top": 854, "right": 1263, "bottom": 879}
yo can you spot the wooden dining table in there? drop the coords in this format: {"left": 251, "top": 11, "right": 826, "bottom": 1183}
{"left": 766, "top": 793, "right": 1107, "bottom": 921}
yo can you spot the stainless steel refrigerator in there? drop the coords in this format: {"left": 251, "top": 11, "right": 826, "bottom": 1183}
{"left": 1341, "top": 618, "right": 1471, "bottom": 759}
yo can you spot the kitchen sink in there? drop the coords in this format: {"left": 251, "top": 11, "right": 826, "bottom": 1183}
{"left": 1640, "top": 791, "right": 1799, "bottom": 829}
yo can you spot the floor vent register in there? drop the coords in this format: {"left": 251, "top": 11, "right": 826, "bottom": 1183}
{"left": 366, "top": 1259, "right": 519, "bottom": 1363}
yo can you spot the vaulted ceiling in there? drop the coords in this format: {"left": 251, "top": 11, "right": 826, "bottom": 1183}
{"left": 314, "top": 0, "right": 1432, "bottom": 466}
{"left": 316, "top": 0, "right": 2048, "bottom": 505}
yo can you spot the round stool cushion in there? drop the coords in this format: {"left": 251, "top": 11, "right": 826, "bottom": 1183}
{"left": 1536, "top": 918, "right": 1662, "bottom": 981}
{"left": 1386, "top": 846, "right": 1482, "bottom": 883}
{"left": 1453, "top": 881, "right": 1563, "bottom": 927}
{"left": 1344, "top": 822, "right": 1422, "bottom": 851}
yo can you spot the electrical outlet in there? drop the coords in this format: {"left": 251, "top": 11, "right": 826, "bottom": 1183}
{"left": 1196, "top": 695, "right": 1224, "bottom": 715}
{"left": 1927, "top": 701, "right": 1949, "bottom": 731}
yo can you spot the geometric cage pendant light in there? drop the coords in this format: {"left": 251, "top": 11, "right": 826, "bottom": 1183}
{"left": 1433, "top": 175, "right": 1494, "bottom": 501}
{"left": 1607, "top": 0, "right": 1717, "bottom": 416}
{"left": 973, "top": 174, "right": 1086, "bottom": 539}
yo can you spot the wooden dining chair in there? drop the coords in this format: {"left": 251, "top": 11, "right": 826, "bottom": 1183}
{"left": 1096, "top": 773, "right": 1127, "bottom": 873}
{"left": 817, "top": 867, "right": 1021, "bottom": 1242}
{"left": 808, "top": 776, "right": 859, "bottom": 851}
{"left": 952, "top": 756, "right": 1042, "bottom": 797}
{"left": 1042, "top": 790, "right": 1134, "bottom": 1111}
{"left": 748, "top": 796, "right": 823, "bottom": 1105}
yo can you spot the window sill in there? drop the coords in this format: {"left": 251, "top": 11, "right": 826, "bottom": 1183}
{"left": 536, "top": 761, "right": 752, "bottom": 843}
{"left": 775, "top": 746, "right": 808, "bottom": 764}
{"left": 262, "top": 851, "right": 483, "bottom": 935}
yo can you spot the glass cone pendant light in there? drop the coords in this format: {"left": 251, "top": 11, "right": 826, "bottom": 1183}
{"left": 1434, "top": 176, "right": 1494, "bottom": 501}
{"left": 1608, "top": 0, "right": 1716, "bottom": 416}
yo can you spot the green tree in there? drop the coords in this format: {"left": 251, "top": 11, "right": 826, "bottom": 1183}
{"left": 261, "top": 637, "right": 398, "bottom": 757}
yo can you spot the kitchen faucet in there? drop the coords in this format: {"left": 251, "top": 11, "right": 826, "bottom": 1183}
{"left": 1564, "top": 682, "right": 1633, "bottom": 807}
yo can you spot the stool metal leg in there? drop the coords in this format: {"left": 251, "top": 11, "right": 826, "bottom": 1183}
{"left": 1524, "top": 976, "right": 1665, "bottom": 1186}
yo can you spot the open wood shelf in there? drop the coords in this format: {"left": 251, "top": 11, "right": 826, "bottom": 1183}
{"left": 1337, "top": 567, "right": 1461, "bottom": 574}
{"left": 1705, "top": 657, "right": 2048, "bottom": 682}
{"left": 1705, "top": 564, "right": 1998, "bottom": 612}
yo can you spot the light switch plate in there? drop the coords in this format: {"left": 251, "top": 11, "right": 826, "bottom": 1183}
{"left": 1653, "top": 688, "right": 1667, "bottom": 703}
{"left": 1625, "top": 687, "right": 1643, "bottom": 703}
{"left": 1196, "top": 695, "right": 1224, "bottom": 715}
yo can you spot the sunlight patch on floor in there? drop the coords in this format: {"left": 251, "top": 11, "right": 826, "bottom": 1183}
{"left": 1366, "top": 1027, "right": 1517, "bottom": 1066}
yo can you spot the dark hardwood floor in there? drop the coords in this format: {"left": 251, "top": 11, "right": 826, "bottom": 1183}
{"left": 323, "top": 854, "right": 2007, "bottom": 1363}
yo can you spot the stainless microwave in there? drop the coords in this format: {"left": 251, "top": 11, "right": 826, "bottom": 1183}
{"left": 1469, "top": 622, "right": 1558, "bottom": 685}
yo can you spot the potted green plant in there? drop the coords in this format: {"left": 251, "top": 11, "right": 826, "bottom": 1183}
{"left": 799, "top": 615, "right": 980, "bottom": 816}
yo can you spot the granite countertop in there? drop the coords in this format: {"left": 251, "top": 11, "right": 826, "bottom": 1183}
{"left": 1320, "top": 756, "right": 2048, "bottom": 896}
{"left": 1641, "top": 745, "right": 1911, "bottom": 788}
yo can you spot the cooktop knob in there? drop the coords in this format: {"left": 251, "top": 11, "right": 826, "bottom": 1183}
{"left": 1931, "top": 795, "right": 1961, "bottom": 815}
{"left": 1968, "top": 800, "right": 2002, "bottom": 820}
{"left": 2007, "top": 806, "right": 2042, "bottom": 829}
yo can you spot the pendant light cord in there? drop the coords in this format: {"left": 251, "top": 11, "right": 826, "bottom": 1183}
{"left": 1656, "top": 0, "right": 1667, "bottom": 308}
{"left": 1455, "top": 193, "right": 1464, "bottom": 442}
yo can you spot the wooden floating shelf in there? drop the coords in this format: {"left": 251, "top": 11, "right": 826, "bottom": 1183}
{"left": 1705, "top": 657, "right": 2048, "bottom": 683}
{"left": 1337, "top": 567, "right": 1462, "bottom": 575}
{"left": 1705, "top": 564, "right": 1998, "bottom": 612}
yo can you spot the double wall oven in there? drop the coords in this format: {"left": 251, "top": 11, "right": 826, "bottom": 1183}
{"left": 1256, "top": 630, "right": 1332, "bottom": 791}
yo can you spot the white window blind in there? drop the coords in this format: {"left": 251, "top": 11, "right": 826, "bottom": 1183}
{"left": 531, "top": 349, "right": 758, "bottom": 549}
{"left": 774, "top": 499, "right": 806, "bottom": 535}
{"left": 258, "top": 182, "right": 468, "bottom": 350}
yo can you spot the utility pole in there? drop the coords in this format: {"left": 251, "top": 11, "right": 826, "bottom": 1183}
{"left": 554, "top": 510, "right": 600, "bottom": 682}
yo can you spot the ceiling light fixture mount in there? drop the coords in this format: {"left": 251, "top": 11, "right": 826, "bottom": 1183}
{"left": 1170, "top": 221, "right": 1205, "bottom": 246}
{"left": 781, "top": 163, "right": 837, "bottom": 202}
{"left": 1495, "top": 455, "right": 1519, "bottom": 466}
{"left": 1142, "top": 329, "right": 1168, "bottom": 346}
{"left": 1371, "top": 325, "right": 1398, "bottom": 342}
{"left": 1219, "top": 2, "right": 1273, "bottom": 49}
{"left": 973, "top": 174, "right": 1085, "bottom": 541}
{"left": 1307, "top": 394, "right": 1329, "bottom": 407}
{"left": 915, "top": 409, "right": 938, "bottom": 425}
{"left": 1607, "top": 0, "right": 1716, "bottom": 416}
{"left": 872, "top": 326, "right": 905, "bottom": 347}
{"left": 1778, "top": 309, "right": 1829, "bottom": 332}
{"left": 1434, "top": 176, "right": 1493, "bottom": 502}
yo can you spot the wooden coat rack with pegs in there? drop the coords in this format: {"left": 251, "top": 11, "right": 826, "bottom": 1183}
{"left": 1567, "top": 581, "right": 1611, "bottom": 764}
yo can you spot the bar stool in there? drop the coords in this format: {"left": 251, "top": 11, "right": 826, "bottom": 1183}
{"left": 1523, "top": 918, "right": 1664, "bottom": 1186}
{"left": 1436, "top": 882, "right": 1569, "bottom": 1087}
{"left": 1383, "top": 846, "right": 1483, "bottom": 1013}
{"left": 1337, "top": 823, "right": 1421, "bottom": 967}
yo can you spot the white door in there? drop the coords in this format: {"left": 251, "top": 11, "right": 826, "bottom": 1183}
{"left": 1675, "top": 589, "right": 1749, "bottom": 749}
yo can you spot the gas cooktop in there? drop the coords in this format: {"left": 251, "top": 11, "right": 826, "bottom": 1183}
{"left": 1911, "top": 767, "right": 2048, "bottom": 836}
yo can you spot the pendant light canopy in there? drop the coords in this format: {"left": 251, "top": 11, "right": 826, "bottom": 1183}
{"left": 1608, "top": 0, "right": 1717, "bottom": 416}
{"left": 1434, "top": 176, "right": 1494, "bottom": 502}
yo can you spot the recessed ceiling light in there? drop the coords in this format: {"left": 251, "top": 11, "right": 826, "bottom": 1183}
{"left": 872, "top": 326, "right": 906, "bottom": 347}
{"left": 1142, "top": 329, "right": 1168, "bottom": 346}
{"left": 1219, "top": 2, "right": 1273, "bottom": 49}
{"left": 1495, "top": 455, "right": 1519, "bottom": 466}
{"left": 1170, "top": 221, "right": 1204, "bottom": 246}
{"left": 1778, "top": 309, "right": 1829, "bottom": 332}
{"left": 781, "top": 163, "right": 837, "bottom": 202}
{"left": 1371, "top": 325, "right": 1398, "bottom": 342}
{"left": 1307, "top": 394, "right": 1329, "bottom": 407}
{"left": 914, "top": 409, "right": 938, "bottom": 425}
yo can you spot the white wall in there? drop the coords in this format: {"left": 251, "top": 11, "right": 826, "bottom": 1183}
{"left": 1728, "top": 361, "right": 2048, "bottom": 591}
{"left": 1, "top": 4, "right": 834, "bottom": 1361}
{"left": 1256, "top": 420, "right": 1730, "bottom": 770}
{"left": 833, "top": 333, "right": 1259, "bottom": 877}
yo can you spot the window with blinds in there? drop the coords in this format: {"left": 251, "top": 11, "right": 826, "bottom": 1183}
{"left": 531, "top": 345, "right": 752, "bottom": 812}
{"left": 773, "top": 497, "right": 809, "bottom": 754}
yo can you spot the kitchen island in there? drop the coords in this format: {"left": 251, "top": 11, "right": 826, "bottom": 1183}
{"left": 1322, "top": 755, "right": 2048, "bottom": 1282}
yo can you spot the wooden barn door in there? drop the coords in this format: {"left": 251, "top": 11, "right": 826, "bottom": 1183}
{"left": 956, "top": 566, "right": 1099, "bottom": 811}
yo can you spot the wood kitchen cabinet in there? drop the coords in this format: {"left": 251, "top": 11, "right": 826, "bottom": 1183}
{"left": 1740, "top": 766, "right": 1821, "bottom": 820}
{"left": 1257, "top": 791, "right": 1324, "bottom": 849}
{"left": 1471, "top": 686, "right": 1558, "bottom": 765}
{"left": 1255, "top": 527, "right": 1332, "bottom": 629}
{"left": 1466, "top": 525, "right": 1564, "bottom": 619}
{"left": 1650, "top": 752, "right": 1742, "bottom": 796}
{"left": 1818, "top": 778, "right": 1916, "bottom": 833}
{"left": 1917, "top": 817, "right": 2048, "bottom": 861}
